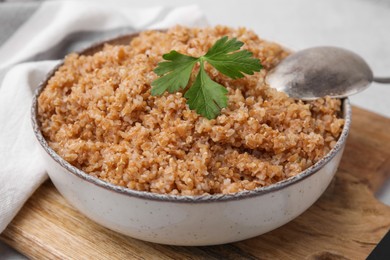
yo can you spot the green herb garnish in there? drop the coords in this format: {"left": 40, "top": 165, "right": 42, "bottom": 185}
{"left": 151, "top": 36, "right": 262, "bottom": 119}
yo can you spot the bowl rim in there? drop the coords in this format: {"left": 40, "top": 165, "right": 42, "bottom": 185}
{"left": 31, "top": 33, "right": 352, "bottom": 203}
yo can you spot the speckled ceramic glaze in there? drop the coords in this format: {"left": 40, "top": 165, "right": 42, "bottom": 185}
{"left": 31, "top": 34, "right": 351, "bottom": 246}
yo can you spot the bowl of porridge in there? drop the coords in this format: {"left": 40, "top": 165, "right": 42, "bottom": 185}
{"left": 31, "top": 26, "right": 351, "bottom": 245}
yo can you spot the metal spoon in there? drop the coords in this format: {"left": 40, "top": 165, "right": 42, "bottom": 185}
{"left": 266, "top": 46, "right": 390, "bottom": 100}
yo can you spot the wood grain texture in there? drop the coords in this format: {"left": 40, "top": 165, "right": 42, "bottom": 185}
{"left": 1, "top": 106, "right": 390, "bottom": 259}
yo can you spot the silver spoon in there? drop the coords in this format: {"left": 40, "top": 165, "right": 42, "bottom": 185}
{"left": 266, "top": 46, "right": 390, "bottom": 100}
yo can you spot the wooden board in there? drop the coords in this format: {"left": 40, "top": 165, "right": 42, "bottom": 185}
{"left": 1, "top": 106, "right": 390, "bottom": 259}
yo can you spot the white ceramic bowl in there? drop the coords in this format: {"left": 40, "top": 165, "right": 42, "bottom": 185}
{"left": 31, "top": 34, "right": 351, "bottom": 246}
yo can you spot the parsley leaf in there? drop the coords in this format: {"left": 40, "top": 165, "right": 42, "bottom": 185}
{"left": 151, "top": 36, "right": 262, "bottom": 119}
{"left": 184, "top": 63, "right": 228, "bottom": 120}
{"left": 151, "top": 51, "right": 198, "bottom": 95}
{"left": 204, "top": 36, "right": 262, "bottom": 79}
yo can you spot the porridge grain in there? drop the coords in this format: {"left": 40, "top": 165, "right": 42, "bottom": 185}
{"left": 38, "top": 26, "right": 344, "bottom": 195}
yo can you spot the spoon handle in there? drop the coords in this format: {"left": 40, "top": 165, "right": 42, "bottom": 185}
{"left": 373, "top": 77, "right": 390, "bottom": 83}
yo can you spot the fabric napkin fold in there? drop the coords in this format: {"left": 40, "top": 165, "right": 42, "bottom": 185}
{"left": 0, "top": 0, "right": 207, "bottom": 233}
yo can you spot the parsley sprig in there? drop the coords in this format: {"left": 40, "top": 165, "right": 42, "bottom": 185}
{"left": 151, "top": 36, "right": 262, "bottom": 119}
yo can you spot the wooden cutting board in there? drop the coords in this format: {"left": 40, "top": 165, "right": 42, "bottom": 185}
{"left": 1, "top": 106, "right": 390, "bottom": 259}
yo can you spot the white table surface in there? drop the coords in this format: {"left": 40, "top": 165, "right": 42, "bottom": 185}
{"left": 1, "top": 0, "right": 390, "bottom": 258}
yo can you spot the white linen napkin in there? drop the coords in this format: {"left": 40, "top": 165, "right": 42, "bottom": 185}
{"left": 0, "top": 1, "right": 207, "bottom": 233}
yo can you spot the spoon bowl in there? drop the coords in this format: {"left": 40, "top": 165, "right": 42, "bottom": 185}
{"left": 266, "top": 46, "right": 379, "bottom": 100}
